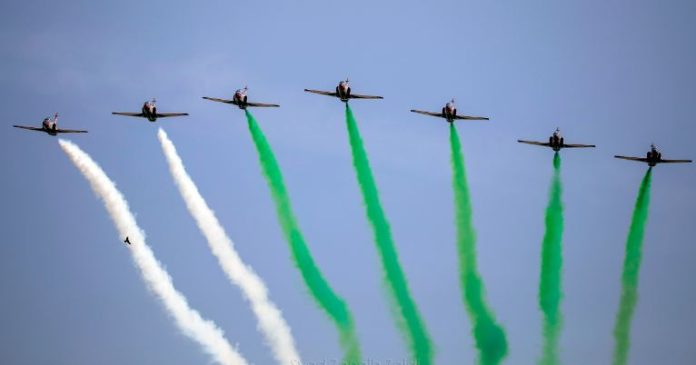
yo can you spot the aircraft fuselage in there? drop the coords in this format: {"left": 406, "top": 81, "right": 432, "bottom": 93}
{"left": 548, "top": 134, "right": 565, "bottom": 152}
{"left": 645, "top": 149, "right": 662, "bottom": 167}
{"left": 142, "top": 102, "right": 157, "bottom": 122}
{"left": 442, "top": 103, "right": 457, "bottom": 122}
{"left": 42, "top": 117, "right": 59, "bottom": 135}
{"left": 233, "top": 89, "right": 249, "bottom": 109}
{"left": 336, "top": 81, "right": 351, "bottom": 102}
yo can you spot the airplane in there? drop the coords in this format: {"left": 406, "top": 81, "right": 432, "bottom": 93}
{"left": 518, "top": 128, "right": 595, "bottom": 152}
{"left": 615, "top": 144, "right": 692, "bottom": 167}
{"left": 411, "top": 99, "right": 489, "bottom": 123}
{"left": 124, "top": 237, "right": 131, "bottom": 245}
{"left": 13, "top": 113, "right": 88, "bottom": 135}
{"left": 112, "top": 99, "right": 188, "bottom": 122}
{"left": 305, "top": 79, "right": 383, "bottom": 102}
{"left": 202, "top": 87, "right": 280, "bottom": 110}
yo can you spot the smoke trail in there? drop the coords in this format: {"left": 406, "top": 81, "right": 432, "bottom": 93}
{"left": 538, "top": 153, "right": 564, "bottom": 365}
{"left": 448, "top": 124, "right": 508, "bottom": 365}
{"left": 344, "top": 104, "right": 433, "bottom": 365}
{"left": 612, "top": 168, "right": 653, "bottom": 365}
{"left": 58, "top": 139, "right": 247, "bottom": 365}
{"left": 244, "top": 111, "right": 361, "bottom": 364}
{"left": 157, "top": 129, "right": 301, "bottom": 365}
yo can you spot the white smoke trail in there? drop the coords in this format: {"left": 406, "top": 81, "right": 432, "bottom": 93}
{"left": 157, "top": 128, "right": 301, "bottom": 365}
{"left": 58, "top": 139, "right": 248, "bottom": 365}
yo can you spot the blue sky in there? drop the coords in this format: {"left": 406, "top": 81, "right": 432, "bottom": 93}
{"left": 2, "top": 0, "right": 695, "bottom": 364}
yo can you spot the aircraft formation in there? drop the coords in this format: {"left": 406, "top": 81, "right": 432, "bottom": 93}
{"left": 11, "top": 77, "right": 693, "bottom": 365}
{"left": 13, "top": 78, "right": 692, "bottom": 167}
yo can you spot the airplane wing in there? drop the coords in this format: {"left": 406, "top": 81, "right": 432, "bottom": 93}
{"left": 156, "top": 112, "right": 189, "bottom": 118}
{"left": 112, "top": 112, "right": 145, "bottom": 118}
{"left": 563, "top": 143, "right": 596, "bottom": 148}
{"left": 55, "top": 128, "right": 88, "bottom": 134}
{"left": 659, "top": 159, "right": 692, "bottom": 164}
{"left": 453, "top": 114, "right": 489, "bottom": 121}
{"left": 13, "top": 125, "right": 45, "bottom": 132}
{"left": 202, "top": 96, "right": 236, "bottom": 104}
{"left": 410, "top": 110, "right": 443, "bottom": 118}
{"left": 246, "top": 102, "right": 280, "bottom": 108}
{"left": 614, "top": 155, "right": 649, "bottom": 162}
{"left": 348, "top": 93, "right": 383, "bottom": 100}
{"left": 304, "top": 89, "right": 338, "bottom": 97}
{"left": 518, "top": 140, "right": 552, "bottom": 147}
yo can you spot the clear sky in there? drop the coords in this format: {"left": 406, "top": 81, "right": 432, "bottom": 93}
{"left": 1, "top": 0, "right": 695, "bottom": 364}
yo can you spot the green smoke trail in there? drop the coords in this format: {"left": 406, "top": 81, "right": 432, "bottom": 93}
{"left": 344, "top": 104, "right": 433, "bottom": 365}
{"left": 612, "top": 168, "right": 653, "bottom": 365}
{"left": 449, "top": 124, "right": 508, "bottom": 365}
{"left": 538, "top": 153, "right": 564, "bottom": 365}
{"left": 245, "top": 110, "right": 361, "bottom": 364}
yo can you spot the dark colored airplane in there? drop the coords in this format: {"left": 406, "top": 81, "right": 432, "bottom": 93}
{"left": 203, "top": 87, "right": 279, "bottom": 110}
{"left": 112, "top": 99, "right": 188, "bottom": 122}
{"left": 124, "top": 237, "right": 131, "bottom": 245}
{"left": 411, "top": 99, "right": 488, "bottom": 123}
{"left": 615, "top": 144, "right": 692, "bottom": 167}
{"left": 518, "top": 128, "right": 595, "bottom": 152}
{"left": 305, "top": 79, "right": 383, "bottom": 102}
{"left": 13, "top": 113, "right": 88, "bottom": 135}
